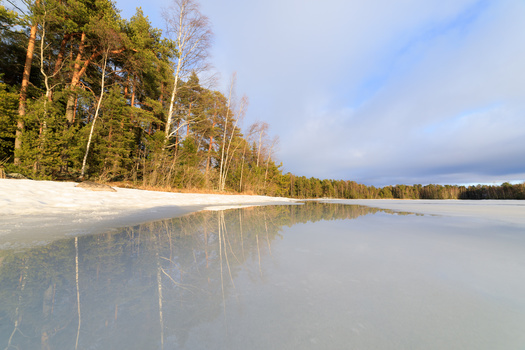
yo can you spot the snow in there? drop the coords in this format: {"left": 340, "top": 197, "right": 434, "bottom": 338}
{"left": 0, "top": 179, "right": 297, "bottom": 248}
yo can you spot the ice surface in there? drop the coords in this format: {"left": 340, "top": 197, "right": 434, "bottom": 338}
{"left": 320, "top": 198, "right": 525, "bottom": 226}
{"left": 1, "top": 199, "right": 524, "bottom": 349}
{"left": 0, "top": 179, "right": 296, "bottom": 247}
{"left": 2, "top": 204, "right": 523, "bottom": 349}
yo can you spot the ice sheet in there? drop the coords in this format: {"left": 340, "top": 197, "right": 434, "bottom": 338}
{"left": 0, "top": 179, "right": 296, "bottom": 247}
{"left": 320, "top": 199, "right": 525, "bottom": 226}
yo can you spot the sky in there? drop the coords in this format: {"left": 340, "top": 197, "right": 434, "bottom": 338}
{"left": 94, "top": 0, "right": 525, "bottom": 185}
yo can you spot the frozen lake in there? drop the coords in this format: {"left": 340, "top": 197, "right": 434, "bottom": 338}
{"left": 1, "top": 202, "right": 524, "bottom": 349}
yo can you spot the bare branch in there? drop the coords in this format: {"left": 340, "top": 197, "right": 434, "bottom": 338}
{"left": 162, "top": 0, "right": 213, "bottom": 147}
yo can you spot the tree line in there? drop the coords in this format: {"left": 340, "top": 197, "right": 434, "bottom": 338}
{"left": 0, "top": 0, "right": 523, "bottom": 200}
{"left": 284, "top": 176, "right": 525, "bottom": 200}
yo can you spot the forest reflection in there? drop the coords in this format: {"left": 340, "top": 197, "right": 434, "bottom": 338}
{"left": 0, "top": 203, "right": 414, "bottom": 349}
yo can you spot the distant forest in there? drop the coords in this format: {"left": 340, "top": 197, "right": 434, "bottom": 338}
{"left": 0, "top": 0, "right": 523, "bottom": 200}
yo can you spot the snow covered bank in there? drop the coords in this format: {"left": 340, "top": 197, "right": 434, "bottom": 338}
{"left": 0, "top": 179, "right": 297, "bottom": 248}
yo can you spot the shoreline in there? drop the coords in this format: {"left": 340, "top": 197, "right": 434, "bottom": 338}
{"left": 2, "top": 179, "right": 524, "bottom": 249}
{"left": 0, "top": 179, "right": 298, "bottom": 249}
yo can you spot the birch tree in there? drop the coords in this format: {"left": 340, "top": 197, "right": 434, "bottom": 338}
{"left": 34, "top": 1, "right": 65, "bottom": 173}
{"left": 248, "top": 121, "right": 269, "bottom": 167}
{"left": 217, "top": 75, "right": 234, "bottom": 191}
{"left": 264, "top": 135, "right": 279, "bottom": 183}
{"left": 162, "top": 0, "right": 211, "bottom": 148}
{"left": 79, "top": 11, "right": 123, "bottom": 178}
{"left": 219, "top": 94, "right": 247, "bottom": 192}
{"left": 79, "top": 48, "right": 108, "bottom": 179}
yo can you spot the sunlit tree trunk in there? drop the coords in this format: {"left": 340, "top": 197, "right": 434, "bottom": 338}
{"left": 223, "top": 96, "right": 248, "bottom": 189}
{"left": 239, "top": 142, "right": 247, "bottom": 192}
{"left": 65, "top": 35, "right": 107, "bottom": 124}
{"left": 218, "top": 76, "right": 234, "bottom": 191}
{"left": 15, "top": 2, "right": 40, "bottom": 165}
{"left": 165, "top": 57, "right": 182, "bottom": 147}
{"left": 65, "top": 32, "right": 87, "bottom": 124}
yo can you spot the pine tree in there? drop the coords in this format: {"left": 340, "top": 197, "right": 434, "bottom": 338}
{"left": 0, "top": 79, "right": 18, "bottom": 161}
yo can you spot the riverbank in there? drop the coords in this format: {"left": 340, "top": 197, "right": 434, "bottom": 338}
{"left": 2, "top": 179, "right": 524, "bottom": 249}
{"left": 0, "top": 179, "right": 297, "bottom": 248}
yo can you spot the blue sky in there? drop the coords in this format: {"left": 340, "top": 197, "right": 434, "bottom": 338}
{"left": 75, "top": 0, "right": 525, "bottom": 185}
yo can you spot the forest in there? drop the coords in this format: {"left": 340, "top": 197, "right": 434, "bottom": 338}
{"left": 1, "top": 0, "right": 524, "bottom": 200}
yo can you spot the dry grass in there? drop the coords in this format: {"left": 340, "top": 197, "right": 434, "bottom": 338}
{"left": 106, "top": 181, "right": 260, "bottom": 196}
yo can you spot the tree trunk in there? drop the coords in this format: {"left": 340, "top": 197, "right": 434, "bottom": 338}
{"left": 256, "top": 130, "right": 263, "bottom": 167}
{"left": 205, "top": 119, "right": 215, "bottom": 185}
{"left": 35, "top": 14, "right": 53, "bottom": 174}
{"left": 186, "top": 102, "right": 192, "bottom": 138}
{"left": 205, "top": 135, "right": 213, "bottom": 174}
{"left": 80, "top": 51, "right": 108, "bottom": 178}
{"left": 239, "top": 142, "right": 247, "bottom": 192}
{"left": 65, "top": 32, "right": 86, "bottom": 124}
{"left": 15, "top": 14, "right": 39, "bottom": 165}
{"left": 47, "top": 34, "right": 70, "bottom": 102}
{"left": 219, "top": 79, "right": 234, "bottom": 191}
{"left": 65, "top": 34, "right": 101, "bottom": 124}
{"left": 164, "top": 59, "right": 181, "bottom": 147}
{"left": 53, "top": 35, "right": 70, "bottom": 75}
{"left": 162, "top": 0, "right": 212, "bottom": 148}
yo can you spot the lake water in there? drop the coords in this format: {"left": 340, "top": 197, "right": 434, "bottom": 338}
{"left": 1, "top": 202, "right": 525, "bottom": 349}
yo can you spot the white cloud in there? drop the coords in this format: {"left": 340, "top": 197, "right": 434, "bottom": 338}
{"left": 114, "top": 0, "right": 525, "bottom": 185}
{"left": 274, "top": 0, "right": 525, "bottom": 185}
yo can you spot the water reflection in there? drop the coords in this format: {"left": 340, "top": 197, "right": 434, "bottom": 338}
{"left": 5, "top": 202, "right": 523, "bottom": 349}
{"left": 0, "top": 203, "right": 401, "bottom": 349}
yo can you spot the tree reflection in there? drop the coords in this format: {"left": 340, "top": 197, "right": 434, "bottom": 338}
{"left": 0, "top": 203, "right": 414, "bottom": 349}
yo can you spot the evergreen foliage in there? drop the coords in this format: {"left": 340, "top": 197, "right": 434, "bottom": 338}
{"left": 0, "top": 79, "right": 18, "bottom": 160}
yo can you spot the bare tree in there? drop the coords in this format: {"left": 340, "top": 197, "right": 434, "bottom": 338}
{"left": 218, "top": 74, "right": 234, "bottom": 191}
{"left": 264, "top": 135, "right": 279, "bottom": 183}
{"left": 79, "top": 48, "right": 109, "bottom": 179}
{"left": 35, "top": 2, "right": 65, "bottom": 173}
{"left": 162, "top": 0, "right": 212, "bottom": 148}
{"left": 248, "top": 121, "right": 269, "bottom": 167}
{"left": 217, "top": 73, "right": 249, "bottom": 192}
{"left": 80, "top": 19, "right": 123, "bottom": 178}
{"left": 221, "top": 95, "right": 248, "bottom": 191}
